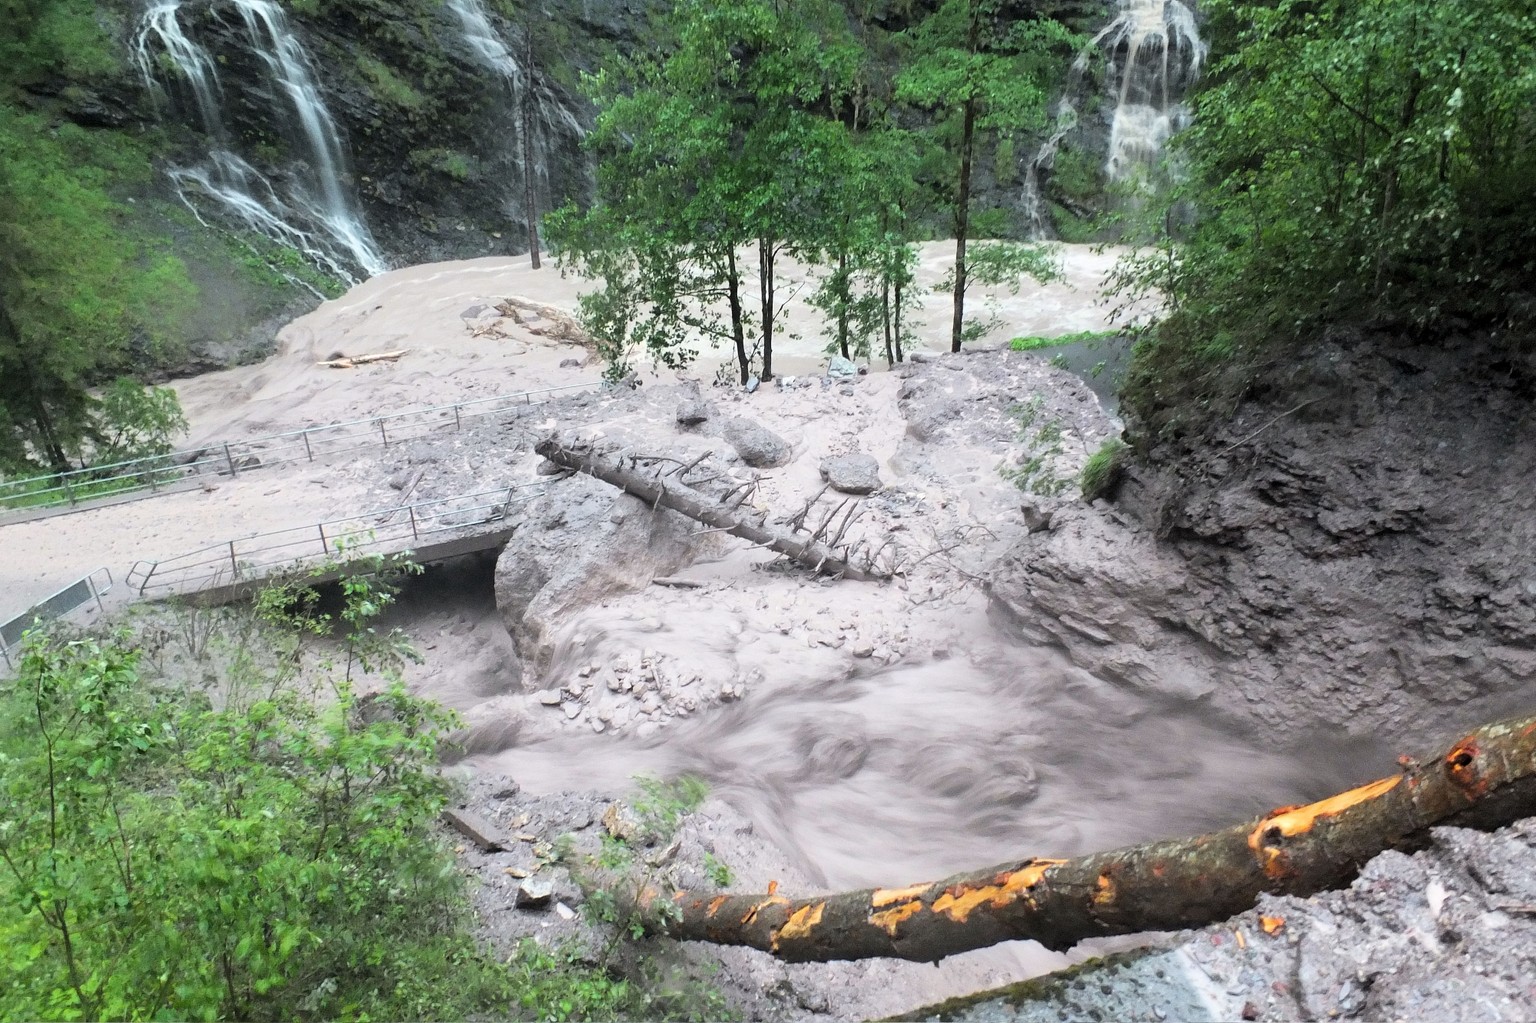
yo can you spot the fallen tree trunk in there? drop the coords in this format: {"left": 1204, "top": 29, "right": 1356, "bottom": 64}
{"left": 535, "top": 439, "right": 890, "bottom": 581}
{"left": 650, "top": 712, "right": 1536, "bottom": 962}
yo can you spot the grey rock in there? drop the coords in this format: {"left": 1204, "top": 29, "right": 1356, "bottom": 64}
{"left": 676, "top": 397, "right": 711, "bottom": 426}
{"left": 1020, "top": 496, "right": 1056, "bottom": 533}
{"left": 745, "top": 375, "right": 760, "bottom": 393}
{"left": 820, "top": 453, "right": 881, "bottom": 495}
{"left": 828, "top": 354, "right": 858, "bottom": 378}
{"left": 559, "top": 357, "right": 582, "bottom": 368}
{"left": 723, "top": 416, "right": 791, "bottom": 468}
{"left": 515, "top": 876, "right": 554, "bottom": 908}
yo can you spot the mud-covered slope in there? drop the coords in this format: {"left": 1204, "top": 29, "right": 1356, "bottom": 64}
{"left": 987, "top": 329, "right": 1536, "bottom": 748}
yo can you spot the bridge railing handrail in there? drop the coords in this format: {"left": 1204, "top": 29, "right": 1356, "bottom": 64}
{"left": 125, "top": 480, "right": 548, "bottom": 598}
{"left": 0, "top": 380, "right": 595, "bottom": 514}
{"left": 0, "top": 567, "right": 113, "bottom": 669}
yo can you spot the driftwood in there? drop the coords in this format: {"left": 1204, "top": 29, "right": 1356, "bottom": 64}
{"left": 536, "top": 439, "right": 894, "bottom": 581}
{"left": 647, "top": 712, "right": 1536, "bottom": 962}
{"left": 317, "top": 349, "right": 408, "bottom": 369}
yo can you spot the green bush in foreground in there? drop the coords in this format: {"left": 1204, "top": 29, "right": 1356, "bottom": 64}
{"left": 0, "top": 564, "right": 715, "bottom": 1021}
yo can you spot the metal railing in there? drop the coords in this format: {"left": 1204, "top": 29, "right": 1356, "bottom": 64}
{"left": 0, "top": 381, "right": 596, "bottom": 517}
{"left": 0, "top": 568, "right": 113, "bottom": 668}
{"left": 124, "top": 481, "right": 548, "bottom": 598}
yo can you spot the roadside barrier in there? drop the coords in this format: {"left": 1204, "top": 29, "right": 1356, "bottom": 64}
{"left": 123, "top": 481, "right": 548, "bottom": 598}
{"left": 0, "top": 568, "right": 113, "bottom": 668}
{"left": 0, "top": 381, "right": 595, "bottom": 519}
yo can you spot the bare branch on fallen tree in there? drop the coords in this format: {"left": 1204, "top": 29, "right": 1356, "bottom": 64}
{"left": 645, "top": 713, "right": 1536, "bottom": 962}
{"left": 535, "top": 439, "right": 893, "bottom": 581}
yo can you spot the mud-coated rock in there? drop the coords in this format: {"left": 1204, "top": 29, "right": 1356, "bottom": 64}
{"left": 676, "top": 397, "right": 711, "bottom": 427}
{"left": 820, "top": 453, "right": 882, "bottom": 495}
{"left": 723, "top": 416, "right": 791, "bottom": 468}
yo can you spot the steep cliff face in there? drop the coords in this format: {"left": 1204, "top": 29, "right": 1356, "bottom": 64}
{"left": 986, "top": 329, "right": 1536, "bottom": 748}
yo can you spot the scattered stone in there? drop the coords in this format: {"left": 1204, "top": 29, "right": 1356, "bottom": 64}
{"left": 852, "top": 642, "right": 875, "bottom": 658}
{"left": 839, "top": 386, "right": 856, "bottom": 397}
{"left": 723, "top": 416, "right": 791, "bottom": 468}
{"left": 676, "top": 397, "right": 711, "bottom": 426}
{"left": 441, "top": 808, "right": 509, "bottom": 852}
{"left": 562, "top": 702, "right": 582, "bottom": 720}
{"left": 489, "top": 777, "right": 520, "bottom": 800}
{"left": 536, "top": 690, "right": 562, "bottom": 706}
{"left": 502, "top": 866, "right": 529, "bottom": 879}
{"left": 602, "top": 803, "right": 641, "bottom": 842}
{"left": 559, "top": 357, "right": 582, "bottom": 368}
{"left": 828, "top": 355, "right": 858, "bottom": 378}
{"left": 554, "top": 902, "right": 577, "bottom": 921}
{"left": 535, "top": 458, "right": 565, "bottom": 476}
{"left": 1020, "top": 495, "right": 1057, "bottom": 533}
{"left": 590, "top": 718, "right": 606, "bottom": 733}
{"left": 745, "top": 375, "right": 760, "bottom": 393}
{"left": 515, "top": 876, "right": 554, "bottom": 908}
{"left": 820, "top": 453, "right": 882, "bottom": 495}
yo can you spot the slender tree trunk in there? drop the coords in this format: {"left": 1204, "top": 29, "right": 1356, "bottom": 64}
{"left": 837, "top": 251, "right": 851, "bottom": 360}
{"left": 893, "top": 274, "right": 905, "bottom": 364}
{"left": 759, "top": 237, "right": 775, "bottom": 381}
{"left": 522, "top": 28, "right": 541, "bottom": 270}
{"left": 951, "top": 95, "right": 977, "bottom": 353}
{"left": 646, "top": 712, "right": 1536, "bottom": 963}
{"left": 727, "top": 248, "right": 748, "bottom": 385}
{"left": 881, "top": 277, "right": 894, "bottom": 369}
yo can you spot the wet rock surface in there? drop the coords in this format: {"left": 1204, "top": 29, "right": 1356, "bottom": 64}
{"left": 820, "top": 452, "right": 882, "bottom": 495}
{"left": 908, "top": 821, "right": 1536, "bottom": 1023}
{"left": 983, "top": 330, "right": 1536, "bottom": 749}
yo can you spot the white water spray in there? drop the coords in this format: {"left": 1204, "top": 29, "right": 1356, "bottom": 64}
{"left": 443, "top": 0, "right": 587, "bottom": 232}
{"left": 1021, "top": 0, "right": 1206, "bottom": 236}
{"left": 133, "top": 0, "right": 386, "bottom": 281}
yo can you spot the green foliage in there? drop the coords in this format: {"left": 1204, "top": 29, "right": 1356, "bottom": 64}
{"left": 93, "top": 378, "right": 189, "bottom": 462}
{"left": 1010, "top": 329, "right": 1117, "bottom": 352}
{"left": 408, "top": 146, "right": 477, "bottom": 182}
{"left": 0, "top": 108, "right": 197, "bottom": 472}
{"left": 1080, "top": 437, "right": 1128, "bottom": 503}
{"left": 1119, "top": 0, "right": 1536, "bottom": 430}
{"left": 356, "top": 53, "right": 426, "bottom": 111}
{"left": 998, "top": 395, "right": 1071, "bottom": 496}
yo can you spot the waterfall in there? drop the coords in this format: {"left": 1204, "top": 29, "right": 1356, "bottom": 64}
{"left": 443, "top": 0, "right": 587, "bottom": 241}
{"left": 133, "top": 0, "right": 386, "bottom": 283}
{"left": 1021, "top": 0, "right": 1205, "bottom": 236}
{"left": 1095, "top": 0, "right": 1206, "bottom": 182}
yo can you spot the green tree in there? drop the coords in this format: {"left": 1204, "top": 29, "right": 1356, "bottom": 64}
{"left": 1120, "top": 0, "right": 1536, "bottom": 428}
{"left": 549, "top": 0, "right": 863, "bottom": 383}
{"left": 1, "top": 10, "right": 196, "bottom": 473}
{"left": 895, "top": 0, "right": 1072, "bottom": 352}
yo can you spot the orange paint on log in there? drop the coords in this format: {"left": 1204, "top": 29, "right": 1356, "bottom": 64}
{"left": 1446, "top": 739, "right": 1490, "bottom": 798}
{"left": 772, "top": 902, "right": 825, "bottom": 950}
{"left": 1248, "top": 775, "right": 1401, "bottom": 879}
{"left": 742, "top": 896, "right": 790, "bottom": 926}
{"left": 870, "top": 900, "right": 924, "bottom": 937}
{"left": 932, "top": 859, "right": 1065, "bottom": 923}
{"left": 707, "top": 896, "right": 729, "bottom": 918}
{"left": 872, "top": 884, "right": 931, "bottom": 908}
{"left": 1092, "top": 872, "right": 1116, "bottom": 909}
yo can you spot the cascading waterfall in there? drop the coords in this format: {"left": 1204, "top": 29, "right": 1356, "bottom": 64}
{"left": 443, "top": 0, "right": 587, "bottom": 243}
{"left": 133, "top": 0, "right": 386, "bottom": 283}
{"left": 1022, "top": 0, "right": 1206, "bottom": 237}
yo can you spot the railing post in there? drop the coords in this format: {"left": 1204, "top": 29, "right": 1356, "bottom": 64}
{"left": 224, "top": 443, "right": 238, "bottom": 477}
{"left": 379, "top": 420, "right": 388, "bottom": 447}
{"left": 454, "top": 404, "right": 462, "bottom": 430}
{"left": 61, "top": 474, "right": 77, "bottom": 506}
{"left": 228, "top": 540, "right": 239, "bottom": 579}
{"left": 318, "top": 523, "right": 328, "bottom": 554}
{"left": 408, "top": 505, "right": 419, "bottom": 541}
{"left": 303, "top": 430, "right": 314, "bottom": 462}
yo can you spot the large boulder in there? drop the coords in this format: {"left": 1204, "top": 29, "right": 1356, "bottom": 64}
{"left": 493, "top": 475, "right": 707, "bottom": 681}
{"left": 723, "top": 416, "right": 791, "bottom": 468}
{"left": 819, "top": 453, "right": 882, "bottom": 495}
